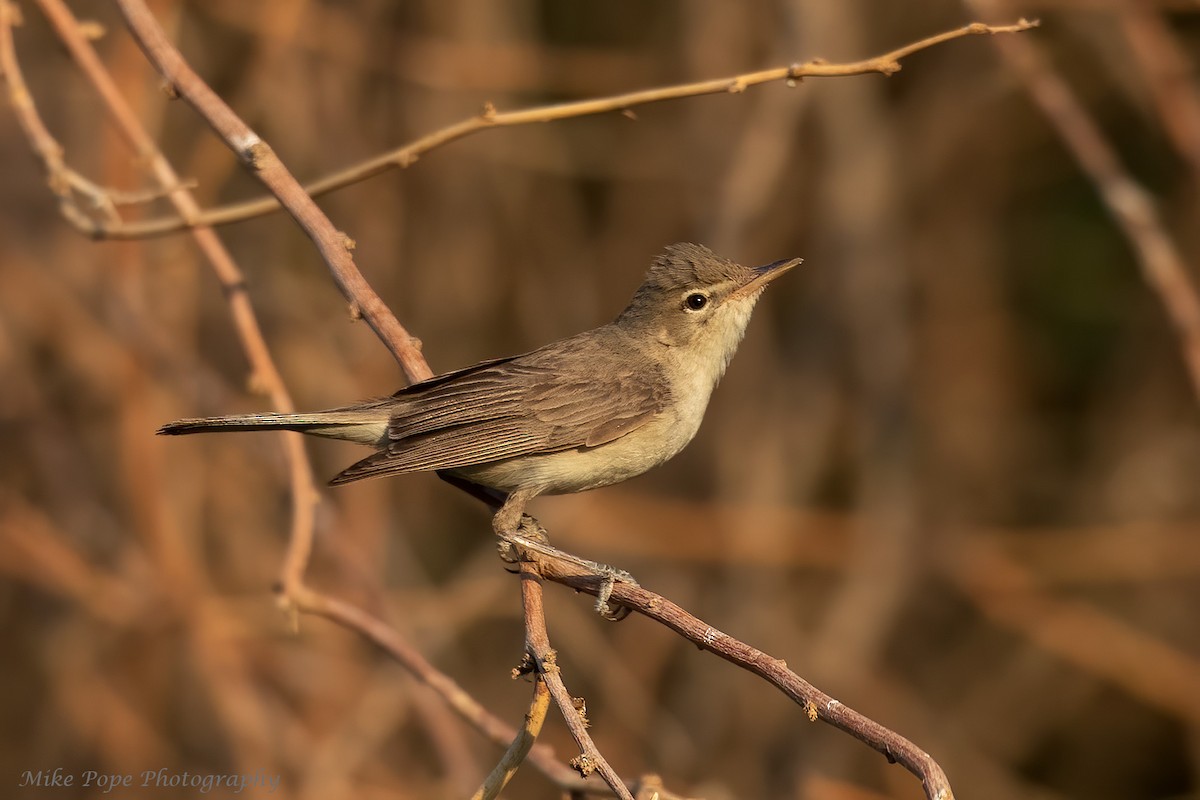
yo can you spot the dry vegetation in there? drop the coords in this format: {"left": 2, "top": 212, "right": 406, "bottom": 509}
{"left": 1, "top": 1, "right": 1198, "bottom": 799}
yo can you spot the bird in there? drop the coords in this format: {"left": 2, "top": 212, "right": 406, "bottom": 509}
{"left": 159, "top": 243, "right": 799, "bottom": 539}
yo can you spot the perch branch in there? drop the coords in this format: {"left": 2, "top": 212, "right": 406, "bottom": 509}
{"left": 530, "top": 553, "right": 955, "bottom": 800}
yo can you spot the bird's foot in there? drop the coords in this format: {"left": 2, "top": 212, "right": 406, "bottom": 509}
{"left": 593, "top": 565, "right": 637, "bottom": 621}
{"left": 495, "top": 513, "right": 549, "bottom": 566}
{"left": 496, "top": 522, "right": 638, "bottom": 621}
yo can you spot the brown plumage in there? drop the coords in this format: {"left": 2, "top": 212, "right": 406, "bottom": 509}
{"left": 159, "top": 243, "right": 800, "bottom": 534}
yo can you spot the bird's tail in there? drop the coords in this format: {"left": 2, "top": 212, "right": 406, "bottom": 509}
{"left": 157, "top": 409, "right": 388, "bottom": 446}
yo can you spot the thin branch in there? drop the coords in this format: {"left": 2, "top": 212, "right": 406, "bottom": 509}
{"left": 0, "top": 0, "right": 119, "bottom": 230}
{"left": 520, "top": 563, "right": 635, "bottom": 800}
{"left": 471, "top": 675, "right": 551, "bottom": 800}
{"left": 965, "top": 0, "right": 1200, "bottom": 404}
{"left": 90, "top": 19, "right": 1039, "bottom": 240}
{"left": 529, "top": 554, "right": 955, "bottom": 800}
{"left": 114, "top": 0, "right": 431, "bottom": 383}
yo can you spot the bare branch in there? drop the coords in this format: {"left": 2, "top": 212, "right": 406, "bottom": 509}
{"left": 531, "top": 554, "right": 955, "bottom": 800}
{"left": 91, "top": 19, "right": 1039, "bottom": 240}
{"left": 114, "top": 0, "right": 431, "bottom": 383}
{"left": 471, "top": 675, "right": 551, "bottom": 800}
{"left": 520, "top": 563, "right": 635, "bottom": 800}
{"left": 966, "top": 0, "right": 1200, "bottom": 403}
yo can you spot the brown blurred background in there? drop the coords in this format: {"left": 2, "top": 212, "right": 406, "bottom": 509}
{"left": 2, "top": 1, "right": 1199, "bottom": 798}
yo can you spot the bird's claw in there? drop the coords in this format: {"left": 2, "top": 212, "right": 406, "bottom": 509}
{"left": 494, "top": 521, "right": 639, "bottom": 621}
{"left": 594, "top": 566, "right": 636, "bottom": 621}
{"left": 496, "top": 514, "right": 550, "bottom": 565}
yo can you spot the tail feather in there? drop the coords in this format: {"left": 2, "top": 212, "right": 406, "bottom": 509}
{"left": 157, "top": 412, "right": 388, "bottom": 446}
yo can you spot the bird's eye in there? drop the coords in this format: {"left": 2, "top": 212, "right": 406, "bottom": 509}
{"left": 685, "top": 293, "right": 708, "bottom": 311}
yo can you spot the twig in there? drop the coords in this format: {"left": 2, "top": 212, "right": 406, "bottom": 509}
{"left": 114, "top": 0, "right": 431, "bottom": 383}
{"left": 0, "top": 1, "right": 118, "bottom": 230}
{"left": 520, "top": 563, "right": 636, "bottom": 800}
{"left": 89, "top": 19, "right": 1039, "bottom": 240}
{"left": 966, "top": 0, "right": 1200, "bottom": 403}
{"left": 530, "top": 553, "right": 955, "bottom": 800}
{"left": 471, "top": 675, "right": 551, "bottom": 800}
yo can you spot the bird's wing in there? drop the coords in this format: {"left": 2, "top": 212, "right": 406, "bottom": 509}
{"left": 329, "top": 332, "right": 668, "bottom": 484}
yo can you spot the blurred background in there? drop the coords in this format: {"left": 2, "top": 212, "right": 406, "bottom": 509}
{"left": 2, "top": 1, "right": 1198, "bottom": 798}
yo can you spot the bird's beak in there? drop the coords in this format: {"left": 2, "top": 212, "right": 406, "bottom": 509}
{"left": 730, "top": 256, "right": 803, "bottom": 300}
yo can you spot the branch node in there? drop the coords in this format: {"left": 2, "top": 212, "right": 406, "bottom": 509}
{"left": 347, "top": 302, "right": 363, "bottom": 321}
{"left": 157, "top": 79, "right": 179, "bottom": 100}
{"left": 572, "top": 696, "right": 590, "bottom": 728}
{"left": 339, "top": 231, "right": 356, "bottom": 251}
{"left": 232, "top": 134, "right": 270, "bottom": 170}
{"left": 804, "top": 699, "right": 819, "bottom": 722}
{"left": 481, "top": 100, "right": 497, "bottom": 121}
{"left": 568, "top": 753, "right": 597, "bottom": 778}
{"left": 537, "top": 648, "right": 559, "bottom": 675}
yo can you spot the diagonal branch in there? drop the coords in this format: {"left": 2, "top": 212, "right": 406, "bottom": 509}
{"left": 285, "top": 584, "right": 594, "bottom": 792}
{"left": 89, "top": 18, "right": 1038, "bottom": 240}
{"left": 530, "top": 554, "right": 955, "bottom": 800}
{"left": 114, "top": 0, "right": 430, "bottom": 383}
{"left": 965, "top": 0, "right": 1200, "bottom": 404}
{"left": 471, "top": 674, "right": 551, "bottom": 800}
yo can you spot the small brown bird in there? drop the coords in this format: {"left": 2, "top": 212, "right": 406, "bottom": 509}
{"left": 159, "top": 243, "right": 799, "bottom": 536}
